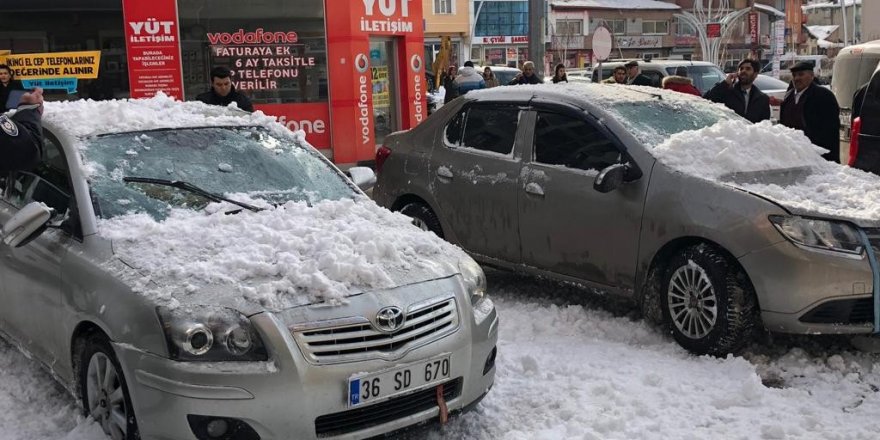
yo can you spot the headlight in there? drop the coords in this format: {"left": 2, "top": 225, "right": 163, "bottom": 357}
{"left": 157, "top": 306, "right": 268, "bottom": 362}
{"left": 769, "top": 215, "right": 863, "bottom": 256}
{"left": 459, "top": 258, "right": 494, "bottom": 325}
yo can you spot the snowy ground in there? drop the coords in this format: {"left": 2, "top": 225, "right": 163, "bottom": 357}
{"left": 6, "top": 270, "right": 880, "bottom": 440}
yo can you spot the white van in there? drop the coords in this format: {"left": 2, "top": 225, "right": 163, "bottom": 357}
{"left": 831, "top": 40, "right": 880, "bottom": 162}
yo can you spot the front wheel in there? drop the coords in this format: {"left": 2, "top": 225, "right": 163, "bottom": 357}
{"left": 400, "top": 202, "right": 444, "bottom": 238}
{"left": 661, "top": 244, "right": 758, "bottom": 356}
{"left": 79, "top": 334, "right": 140, "bottom": 440}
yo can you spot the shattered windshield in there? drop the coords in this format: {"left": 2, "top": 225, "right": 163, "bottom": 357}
{"left": 85, "top": 126, "right": 357, "bottom": 220}
{"left": 608, "top": 98, "right": 741, "bottom": 148}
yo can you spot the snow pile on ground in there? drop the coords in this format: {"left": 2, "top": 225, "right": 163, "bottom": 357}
{"left": 43, "top": 92, "right": 287, "bottom": 140}
{"left": 653, "top": 119, "right": 880, "bottom": 222}
{"left": 98, "top": 198, "right": 465, "bottom": 310}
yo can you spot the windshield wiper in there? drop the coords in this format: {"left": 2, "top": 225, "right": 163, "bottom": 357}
{"left": 122, "top": 177, "right": 262, "bottom": 212}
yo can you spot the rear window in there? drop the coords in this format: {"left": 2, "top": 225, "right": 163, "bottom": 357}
{"left": 832, "top": 56, "right": 880, "bottom": 109}
{"left": 664, "top": 65, "right": 725, "bottom": 93}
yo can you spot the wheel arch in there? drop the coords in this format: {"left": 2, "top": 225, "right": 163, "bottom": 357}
{"left": 70, "top": 321, "right": 112, "bottom": 390}
{"left": 390, "top": 193, "right": 432, "bottom": 212}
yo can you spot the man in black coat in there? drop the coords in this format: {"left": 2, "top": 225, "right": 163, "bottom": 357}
{"left": 703, "top": 59, "right": 770, "bottom": 123}
{"left": 779, "top": 62, "right": 841, "bottom": 163}
{"left": 508, "top": 61, "right": 542, "bottom": 85}
{"left": 624, "top": 60, "right": 653, "bottom": 86}
{"left": 1, "top": 88, "right": 44, "bottom": 173}
{"left": 195, "top": 66, "right": 254, "bottom": 112}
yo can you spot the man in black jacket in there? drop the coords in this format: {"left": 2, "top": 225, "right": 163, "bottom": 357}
{"left": 195, "top": 66, "right": 254, "bottom": 112}
{"left": 703, "top": 59, "right": 770, "bottom": 123}
{"left": 624, "top": 60, "right": 652, "bottom": 86}
{"left": 779, "top": 62, "right": 841, "bottom": 163}
{"left": 1, "top": 88, "right": 44, "bottom": 173}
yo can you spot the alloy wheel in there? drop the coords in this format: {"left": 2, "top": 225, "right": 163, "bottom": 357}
{"left": 86, "top": 352, "right": 128, "bottom": 440}
{"left": 667, "top": 264, "right": 718, "bottom": 340}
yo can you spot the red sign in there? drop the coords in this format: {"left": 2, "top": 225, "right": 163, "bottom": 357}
{"left": 255, "top": 103, "right": 331, "bottom": 150}
{"left": 707, "top": 23, "right": 721, "bottom": 39}
{"left": 749, "top": 12, "right": 759, "bottom": 46}
{"left": 122, "top": 0, "right": 184, "bottom": 100}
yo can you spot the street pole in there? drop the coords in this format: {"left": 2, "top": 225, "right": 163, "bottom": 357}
{"left": 840, "top": 0, "right": 849, "bottom": 46}
{"left": 528, "top": 0, "right": 545, "bottom": 78}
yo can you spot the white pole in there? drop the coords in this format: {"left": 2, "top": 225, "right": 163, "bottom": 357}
{"left": 841, "top": 0, "right": 849, "bottom": 46}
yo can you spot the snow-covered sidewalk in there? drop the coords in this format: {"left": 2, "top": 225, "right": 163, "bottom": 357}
{"left": 5, "top": 271, "right": 880, "bottom": 439}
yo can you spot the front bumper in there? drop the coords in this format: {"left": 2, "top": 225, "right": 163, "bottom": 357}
{"left": 115, "top": 304, "right": 498, "bottom": 440}
{"left": 739, "top": 239, "right": 875, "bottom": 334}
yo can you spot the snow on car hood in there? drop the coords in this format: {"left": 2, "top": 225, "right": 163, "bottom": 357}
{"left": 98, "top": 197, "right": 468, "bottom": 312}
{"left": 653, "top": 119, "right": 880, "bottom": 225}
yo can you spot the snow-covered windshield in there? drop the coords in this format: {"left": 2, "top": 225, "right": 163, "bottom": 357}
{"left": 86, "top": 126, "right": 356, "bottom": 220}
{"left": 608, "top": 98, "right": 741, "bottom": 147}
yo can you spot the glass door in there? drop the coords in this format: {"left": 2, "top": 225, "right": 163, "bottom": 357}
{"left": 369, "top": 38, "right": 399, "bottom": 146}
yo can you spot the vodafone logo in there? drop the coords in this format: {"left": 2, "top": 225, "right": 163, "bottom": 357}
{"left": 410, "top": 54, "right": 422, "bottom": 72}
{"left": 354, "top": 53, "right": 370, "bottom": 73}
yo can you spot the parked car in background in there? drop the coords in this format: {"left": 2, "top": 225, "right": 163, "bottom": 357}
{"left": 0, "top": 96, "right": 497, "bottom": 440}
{"left": 375, "top": 83, "right": 880, "bottom": 357}
{"left": 754, "top": 74, "right": 789, "bottom": 122}
{"left": 481, "top": 66, "right": 521, "bottom": 86}
{"left": 591, "top": 59, "right": 724, "bottom": 94}
{"left": 833, "top": 40, "right": 880, "bottom": 164}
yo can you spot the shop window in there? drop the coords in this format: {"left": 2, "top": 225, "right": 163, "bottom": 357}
{"left": 434, "top": 0, "right": 453, "bottom": 14}
{"left": 642, "top": 21, "right": 669, "bottom": 35}
{"left": 474, "top": 1, "right": 528, "bottom": 37}
{"left": 178, "top": 0, "right": 328, "bottom": 105}
{"left": 461, "top": 104, "right": 519, "bottom": 155}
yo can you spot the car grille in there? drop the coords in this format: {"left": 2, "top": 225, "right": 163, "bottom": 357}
{"left": 314, "top": 377, "right": 462, "bottom": 437}
{"left": 799, "top": 298, "right": 874, "bottom": 324}
{"left": 292, "top": 296, "right": 459, "bottom": 364}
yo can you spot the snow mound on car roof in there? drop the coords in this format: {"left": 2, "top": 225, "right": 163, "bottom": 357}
{"left": 98, "top": 197, "right": 466, "bottom": 310}
{"left": 654, "top": 119, "right": 880, "bottom": 222}
{"left": 43, "top": 92, "right": 289, "bottom": 139}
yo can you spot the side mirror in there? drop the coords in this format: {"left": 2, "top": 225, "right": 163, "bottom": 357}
{"left": 593, "top": 164, "right": 626, "bottom": 193}
{"left": 348, "top": 166, "right": 377, "bottom": 191}
{"left": 2, "top": 202, "right": 53, "bottom": 248}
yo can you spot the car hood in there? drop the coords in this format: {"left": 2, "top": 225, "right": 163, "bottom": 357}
{"left": 653, "top": 119, "right": 880, "bottom": 228}
{"left": 103, "top": 198, "right": 469, "bottom": 314}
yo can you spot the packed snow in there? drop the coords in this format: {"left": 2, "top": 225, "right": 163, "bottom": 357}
{"left": 99, "top": 198, "right": 467, "bottom": 310}
{"left": 7, "top": 271, "right": 880, "bottom": 440}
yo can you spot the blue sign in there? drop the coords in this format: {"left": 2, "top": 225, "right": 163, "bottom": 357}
{"left": 349, "top": 379, "right": 360, "bottom": 406}
{"left": 22, "top": 78, "right": 79, "bottom": 94}
{"left": 370, "top": 49, "right": 381, "bottom": 60}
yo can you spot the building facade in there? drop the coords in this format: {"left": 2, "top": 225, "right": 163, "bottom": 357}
{"left": 864, "top": 0, "right": 880, "bottom": 42}
{"left": 423, "top": 0, "right": 471, "bottom": 69}
{"left": 471, "top": 0, "right": 532, "bottom": 67}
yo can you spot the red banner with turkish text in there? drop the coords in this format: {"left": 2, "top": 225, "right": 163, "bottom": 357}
{"left": 122, "top": 0, "right": 185, "bottom": 100}
{"left": 749, "top": 12, "right": 759, "bottom": 47}
{"left": 255, "top": 103, "right": 331, "bottom": 150}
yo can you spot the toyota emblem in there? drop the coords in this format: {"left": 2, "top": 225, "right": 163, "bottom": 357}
{"left": 375, "top": 306, "right": 405, "bottom": 333}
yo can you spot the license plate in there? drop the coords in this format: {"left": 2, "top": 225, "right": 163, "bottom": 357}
{"left": 348, "top": 354, "right": 451, "bottom": 407}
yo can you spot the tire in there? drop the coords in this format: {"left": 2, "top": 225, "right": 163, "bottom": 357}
{"left": 79, "top": 334, "right": 140, "bottom": 440}
{"left": 660, "top": 244, "right": 758, "bottom": 356}
{"left": 400, "top": 202, "right": 444, "bottom": 238}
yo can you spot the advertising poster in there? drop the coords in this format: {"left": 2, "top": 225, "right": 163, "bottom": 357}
{"left": 0, "top": 51, "right": 101, "bottom": 93}
{"left": 122, "top": 0, "right": 185, "bottom": 99}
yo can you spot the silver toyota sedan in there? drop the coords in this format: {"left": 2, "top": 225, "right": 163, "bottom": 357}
{"left": 374, "top": 83, "right": 880, "bottom": 356}
{"left": 0, "top": 97, "right": 497, "bottom": 439}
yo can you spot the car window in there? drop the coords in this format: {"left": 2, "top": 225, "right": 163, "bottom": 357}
{"left": 643, "top": 70, "right": 663, "bottom": 87}
{"left": 664, "top": 65, "right": 725, "bottom": 93}
{"left": 533, "top": 111, "right": 620, "bottom": 171}
{"left": 753, "top": 75, "right": 788, "bottom": 91}
{"left": 3, "top": 134, "right": 74, "bottom": 223}
{"left": 444, "top": 108, "right": 465, "bottom": 146}
{"left": 461, "top": 104, "right": 520, "bottom": 155}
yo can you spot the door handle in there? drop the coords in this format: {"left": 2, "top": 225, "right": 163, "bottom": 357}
{"left": 436, "top": 166, "right": 454, "bottom": 179}
{"left": 525, "top": 182, "right": 544, "bottom": 196}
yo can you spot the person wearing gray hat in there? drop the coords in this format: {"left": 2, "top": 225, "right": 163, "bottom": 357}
{"left": 779, "top": 61, "right": 841, "bottom": 163}
{"left": 624, "top": 60, "right": 652, "bottom": 87}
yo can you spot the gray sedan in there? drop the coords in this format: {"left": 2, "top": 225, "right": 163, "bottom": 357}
{"left": 374, "top": 83, "right": 880, "bottom": 356}
{"left": 0, "top": 98, "right": 497, "bottom": 439}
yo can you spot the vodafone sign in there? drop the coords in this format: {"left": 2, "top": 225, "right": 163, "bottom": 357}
{"left": 122, "top": 0, "right": 184, "bottom": 99}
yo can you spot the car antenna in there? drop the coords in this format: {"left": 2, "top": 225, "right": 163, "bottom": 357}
{"left": 628, "top": 89, "right": 664, "bottom": 100}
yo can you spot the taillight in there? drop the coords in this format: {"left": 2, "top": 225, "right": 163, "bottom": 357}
{"left": 849, "top": 117, "right": 861, "bottom": 166}
{"left": 375, "top": 146, "right": 392, "bottom": 173}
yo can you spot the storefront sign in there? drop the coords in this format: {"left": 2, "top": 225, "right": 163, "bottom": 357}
{"left": 674, "top": 35, "right": 698, "bottom": 47}
{"left": 748, "top": 11, "right": 759, "bottom": 46}
{"left": 0, "top": 51, "right": 100, "bottom": 79}
{"left": 615, "top": 36, "right": 663, "bottom": 49}
{"left": 359, "top": 0, "right": 417, "bottom": 34}
{"left": 371, "top": 66, "right": 390, "bottom": 107}
{"left": 122, "top": 0, "right": 184, "bottom": 99}
{"left": 208, "top": 28, "right": 318, "bottom": 91}
{"left": 707, "top": 23, "right": 721, "bottom": 39}
{"left": 477, "top": 36, "right": 528, "bottom": 45}
{"left": 254, "top": 102, "right": 331, "bottom": 149}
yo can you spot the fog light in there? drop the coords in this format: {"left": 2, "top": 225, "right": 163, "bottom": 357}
{"left": 482, "top": 346, "right": 497, "bottom": 375}
{"left": 206, "top": 419, "right": 228, "bottom": 438}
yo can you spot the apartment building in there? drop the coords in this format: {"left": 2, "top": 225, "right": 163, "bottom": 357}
{"left": 424, "top": 0, "right": 471, "bottom": 68}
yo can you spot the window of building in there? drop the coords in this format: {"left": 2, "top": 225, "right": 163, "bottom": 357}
{"left": 178, "top": 0, "right": 328, "bottom": 105}
{"left": 474, "top": 1, "right": 528, "bottom": 37}
{"left": 555, "top": 20, "right": 583, "bottom": 36}
{"left": 675, "top": 17, "right": 696, "bottom": 35}
{"left": 533, "top": 112, "right": 620, "bottom": 172}
{"left": 596, "top": 19, "right": 626, "bottom": 35}
{"left": 434, "top": 0, "right": 453, "bottom": 14}
{"left": 642, "top": 20, "right": 669, "bottom": 35}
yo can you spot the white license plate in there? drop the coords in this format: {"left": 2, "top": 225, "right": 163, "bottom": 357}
{"left": 347, "top": 354, "right": 451, "bottom": 407}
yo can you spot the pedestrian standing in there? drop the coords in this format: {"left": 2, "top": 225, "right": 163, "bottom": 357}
{"left": 662, "top": 66, "right": 701, "bottom": 96}
{"left": 1, "top": 88, "right": 44, "bottom": 173}
{"left": 454, "top": 61, "right": 486, "bottom": 95}
{"left": 508, "top": 61, "right": 541, "bottom": 85}
{"left": 602, "top": 66, "right": 627, "bottom": 84}
{"left": 195, "top": 66, "right": 254, "bottom": 112}
{"left": 779, "top": 62, "right": 841, "bottom": 163}
{"left": 483, "top": 67, "right": 499, "bottom": 88}
{"left": 551, "top": 63, "right": 568, "bottom": 84}
{"left": 0, "top": 65, "right": 24, "bottom": 113}
{"left": 704, "top": 59, "right": 770, "bottom": 123}
{"left": 442, "top": 65, "right": 459, "bottom": 104}
{"left": 624, "top": 61, "right": 652, "bottom": 86}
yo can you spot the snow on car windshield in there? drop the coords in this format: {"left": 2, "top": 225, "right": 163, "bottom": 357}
{"left": 86, "top": 126, "right": 356, "bottom": 220}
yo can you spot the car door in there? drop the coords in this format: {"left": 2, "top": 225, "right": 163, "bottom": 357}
{"left": 518, "top": 104, "right": 649, "bottom": 291}
{"left": 428, "top": 101, "right": 527, "bottom": 263}
{"left": 0, "top": 133, "right": 76, "bottom": 365}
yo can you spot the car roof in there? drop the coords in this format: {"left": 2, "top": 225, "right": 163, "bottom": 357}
{"left": 480, "top": 66, "right": 521, "bottom": 72}
{"left": 599, "top": 59, "right": 719, "bottom": 68}
{"left": 463, "top": 82, "right": 700, "bottom": 109}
